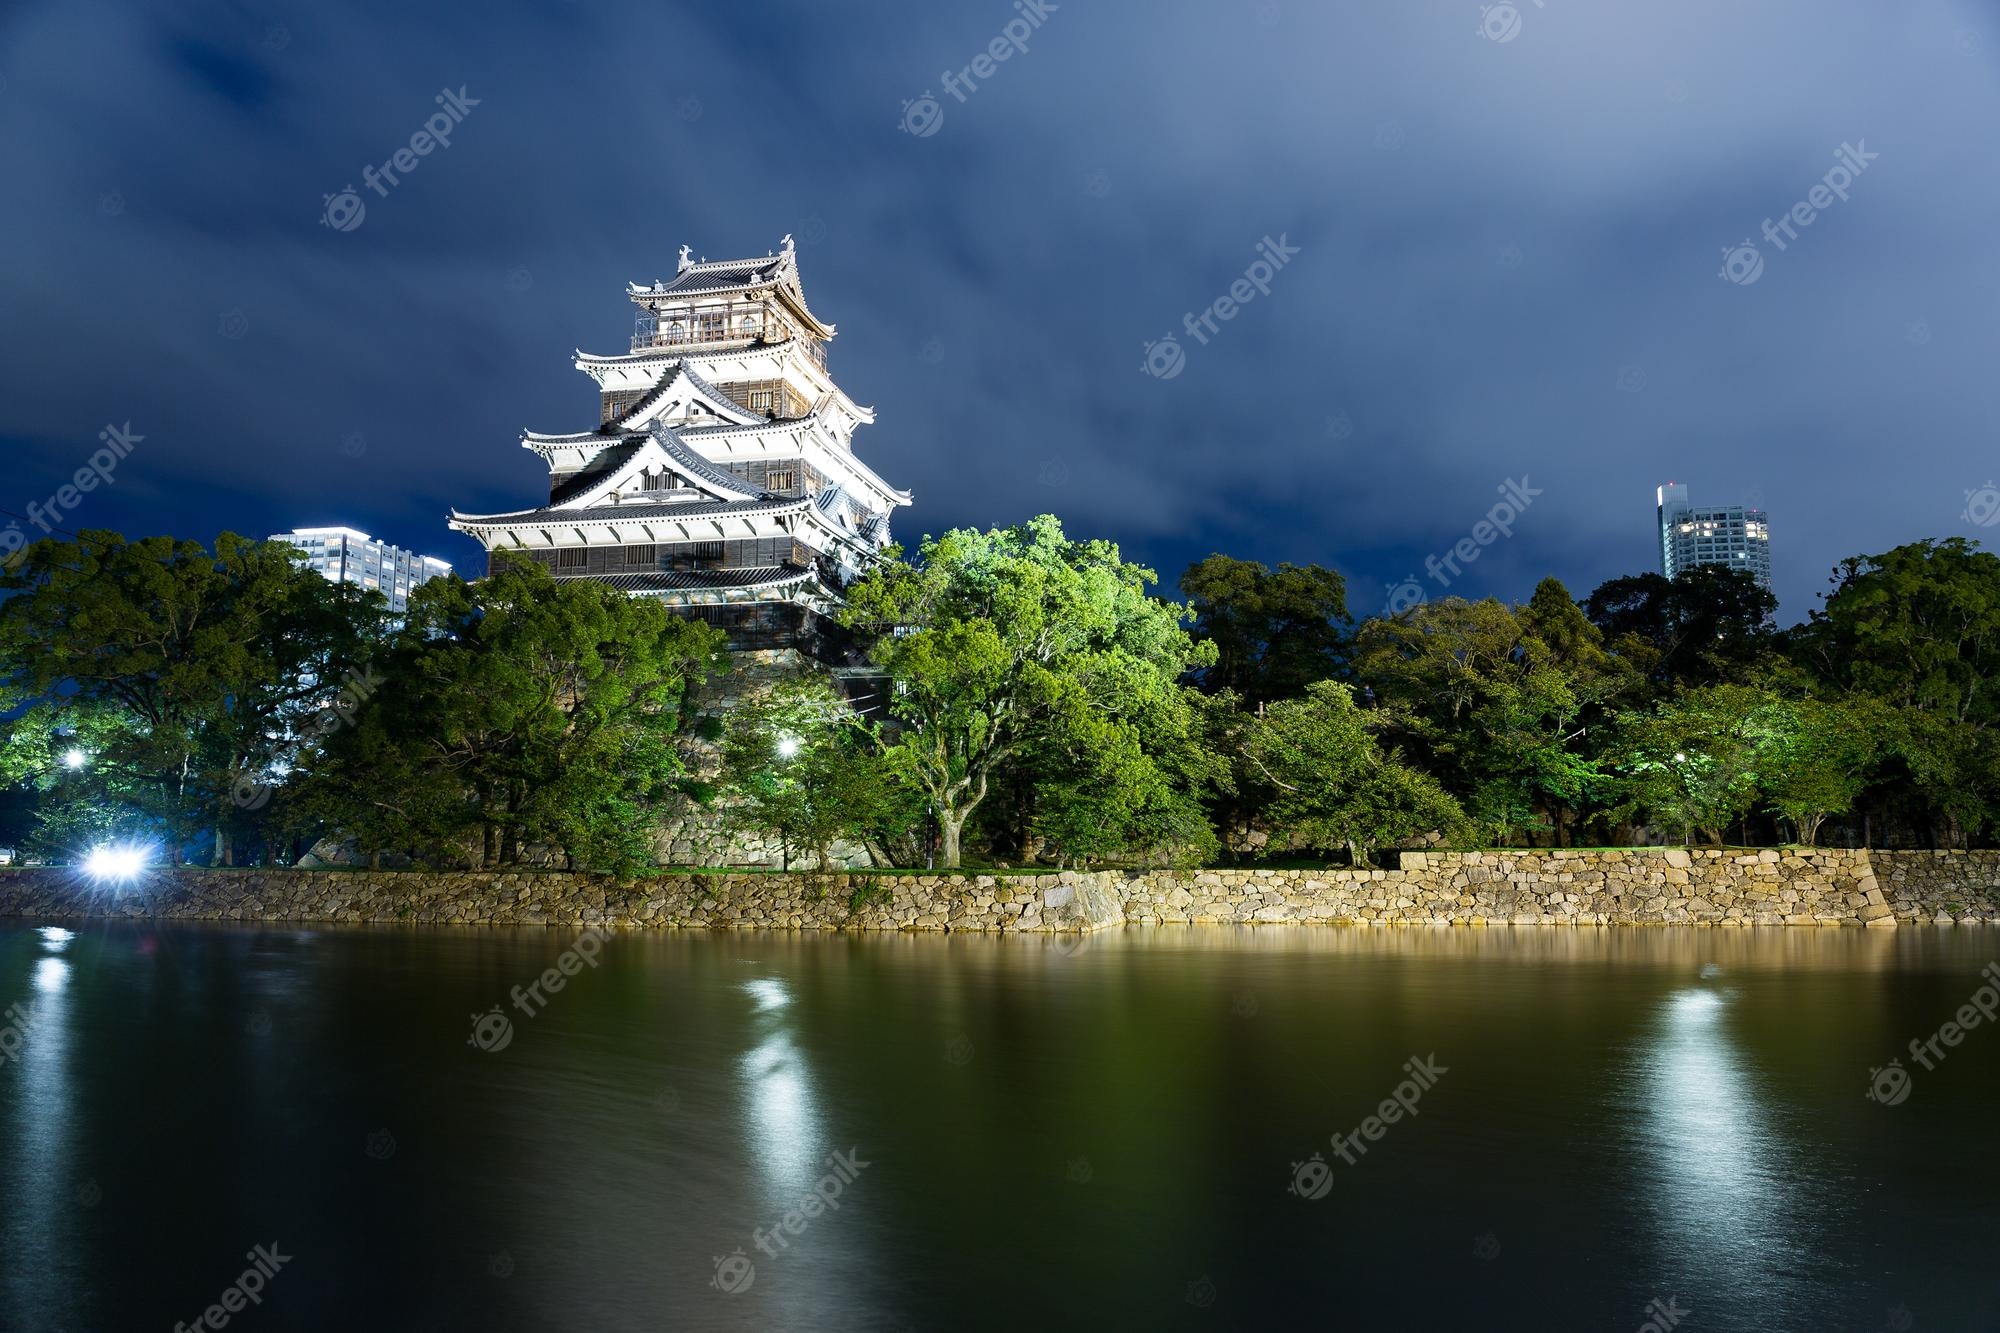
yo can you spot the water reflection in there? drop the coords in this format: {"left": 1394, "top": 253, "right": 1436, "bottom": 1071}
{"left": 1628, "top": 982, "right": 1821, "bottom": 1316}
{"left": 738, "top": 977, "right": 822, "bottom": 1192}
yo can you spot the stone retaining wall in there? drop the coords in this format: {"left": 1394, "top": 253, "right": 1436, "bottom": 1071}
{"left": 1, "top": 849, "right": 1996, "bottom": 930}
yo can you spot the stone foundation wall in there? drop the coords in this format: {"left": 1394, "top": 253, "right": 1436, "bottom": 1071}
{"left": 1, "top": 850, "right": 1995, "bottom": 930}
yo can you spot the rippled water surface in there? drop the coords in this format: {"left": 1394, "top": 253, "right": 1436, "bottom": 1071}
{"left": 2, "top": 921, "right": 1996, "bottom": 1331}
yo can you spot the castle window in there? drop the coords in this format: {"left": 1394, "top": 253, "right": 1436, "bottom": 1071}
{"left": 556, "top": 548, "right": 588, "bottom": 570}
{"left": 642, "top": 472, "right": 673, "bottom": 492}
{"left": 749, "top": 390, "right": 773, "bottom": 413}
{"left": 664, "top": 320, "right": 686, "bottom": 344}
{"left": 624, "top": 545, "right": 657, "bottom": 567}
{"left": 766, "top": 468, "right": 796, "bottom": 491}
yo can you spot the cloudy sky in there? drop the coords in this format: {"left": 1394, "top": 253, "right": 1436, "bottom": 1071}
{"left": 3, "top": 0, "right": 1996, "bottom": 622}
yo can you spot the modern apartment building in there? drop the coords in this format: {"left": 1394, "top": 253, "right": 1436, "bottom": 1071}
{"left": 271, "top": 526, "right": 453, "bottom": 613}
{"left": 1654, "top": 483, "right": 1771, "bottom": 592}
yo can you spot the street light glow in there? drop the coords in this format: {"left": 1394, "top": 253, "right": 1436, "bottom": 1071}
{"left": 62, "top": 748, "right": 86, "bottom": 769}
{"left": 776, "top": 735, "right": 801, "bottom": 759}
{"left": 82, "top": 843, "right": 147, "bottom": 881}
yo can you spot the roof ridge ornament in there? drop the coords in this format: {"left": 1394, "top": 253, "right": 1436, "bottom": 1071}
{"left": 677, "top": 244, "right": 692, "bottom": 271}
{"left": 782, "top": 233, "right": 795, "bottom": 252}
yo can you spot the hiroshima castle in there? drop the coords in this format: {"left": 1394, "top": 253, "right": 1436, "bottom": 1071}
{"left": 449, "top": 236, "right": 911, "bottom": 656}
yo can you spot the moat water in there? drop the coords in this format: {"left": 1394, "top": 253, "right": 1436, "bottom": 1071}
{"left": 1, "top": 921, "right": 1995, "bottom": 1331}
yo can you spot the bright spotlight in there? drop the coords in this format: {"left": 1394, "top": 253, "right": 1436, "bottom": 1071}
{"left": 775, "top": 735, "right": 801, "bottom": 759}
{"left": 82, "top": 843, "right": 147, "bottom": 881}
{"left": 62, "top": 748, "right": 86, "bottom": 770}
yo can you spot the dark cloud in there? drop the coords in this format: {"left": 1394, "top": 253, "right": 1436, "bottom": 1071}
{"left": 2, "top": 0, "right": 1995, "bottom": 620}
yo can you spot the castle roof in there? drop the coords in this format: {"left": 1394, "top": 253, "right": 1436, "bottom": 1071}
{"left": 625, "top": 236, "right": 833, "bottom": 337}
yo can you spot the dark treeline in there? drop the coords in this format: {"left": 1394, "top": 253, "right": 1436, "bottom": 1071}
{"left": 2, "top": 521, "right": 1994, "bottom": 872}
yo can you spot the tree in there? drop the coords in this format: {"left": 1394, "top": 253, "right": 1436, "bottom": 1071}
{"left": 1179, "top": 555, "right": 1348, "bottom": 704}
{"left": 1793, "top": 538, "right": 2000, "bottom": 726}
{"left": 1753, "top": 695, "right": 1882, "bottom": 846}
{"left": 1607, "top": 684, "right": 1769, "bottom": 845}
{"left": 0, "top": 530, "right": 385, "bottom": 863}
{"left": 1244, "top": 680, "right": 1466, "bottom": 864}
{"left": 295, "top": 556, "right": 724, "bottom": 873}
{"left": 720, "top": 676, "right": 917, "bottom": 870}
{"left": 840, "top": 515, "right": 1215, "bottom": 868}
{"left": 1584, "top": 566, "right": 1778, "bottom": 691}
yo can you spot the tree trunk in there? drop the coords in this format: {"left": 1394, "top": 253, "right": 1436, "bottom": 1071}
{"left": 938, "top": 812, "right": 966, "bottom": 869}
{"left": 217, "top": 827, "right": 233, "bottom": 867}
{"left": 369, "top": 848, "right": 382, "bottom": 871}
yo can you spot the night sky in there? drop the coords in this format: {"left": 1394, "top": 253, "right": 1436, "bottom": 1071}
{"left": 4, "top": 0, "right": 1996, "bottom": 623}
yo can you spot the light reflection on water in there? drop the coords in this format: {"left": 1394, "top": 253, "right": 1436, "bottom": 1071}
{"left": 738, "top": 976, "right": 823, "bottom": 1197}
{"left": 1626, "top": 982, "right": 1833, "bottom": 1323}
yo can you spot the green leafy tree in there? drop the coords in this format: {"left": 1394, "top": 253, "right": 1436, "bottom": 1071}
{"left": 0, "top": 531, "right": 384, "bottom": 863}
{"left": 1179, "top": 555, "right": 1348, "bottom": 704}
{"left": 1585, "top": 566, "right": 1778, "bottom": 690}
{"left": 721, "top": 676, "right": 917, "bottom": 870}
{"left": 1752, "top": 695, "right": 1883, "bottom": 846}
{"left": 1608, "top": 684, "right": 1770, "bottom": 845}
{"left": 840, "top": 515, "right": 1216, "bottom": 868}
{"left": 1243, "top": 680, "right": 1466, "bottom": 864}
{"left": 295, "top": 557, "right": 724, "bottom": 873}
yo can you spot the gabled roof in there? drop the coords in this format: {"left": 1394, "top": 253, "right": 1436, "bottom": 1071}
{"left": 547, "top": 442, "right": 644, "bottom": 506}
{"left": 624, "top": 237, "right": 833, "bottom": 338}
{"left": 645, "top": 421, "right": 763, "bottom": 501}
{"left": 610, "top": 361, "right": 761, "bottom": 431}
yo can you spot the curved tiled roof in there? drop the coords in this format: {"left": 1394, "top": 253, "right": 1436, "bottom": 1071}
{"left": 449, "top": 495, "right": 810, "bottom": 527}
{"left": 554, "top": 567, "right": 809, "bottom": 595}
